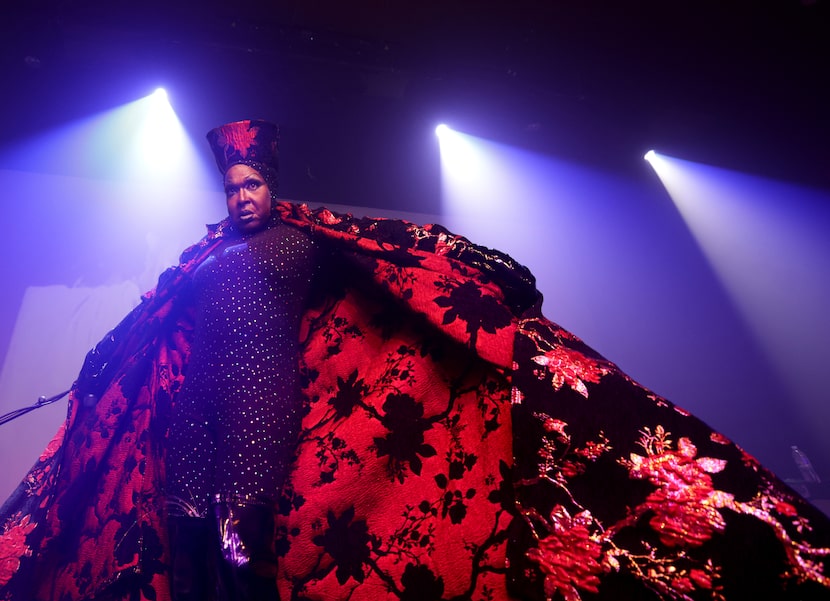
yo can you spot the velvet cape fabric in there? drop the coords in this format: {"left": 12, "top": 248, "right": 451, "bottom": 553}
{"left": 1, "top": 202, "right": 829, "bottom": 601}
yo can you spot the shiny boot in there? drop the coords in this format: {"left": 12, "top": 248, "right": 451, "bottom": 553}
{"left": 167, "top": 515, "right": 215, "bottom": 601}
{"left": 213, "top": 499, "right": 280, "bottom": 601}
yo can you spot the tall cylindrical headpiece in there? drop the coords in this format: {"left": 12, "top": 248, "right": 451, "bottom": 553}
{"left": 206, "top": 119, "right": 280, "bottom": 191}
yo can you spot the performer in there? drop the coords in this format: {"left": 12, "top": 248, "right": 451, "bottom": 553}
{"left": 165, "top": 121, "right": 319, "bottom": 600}
{"left": 2, "top": 120, "right": 830, "bottom": 601}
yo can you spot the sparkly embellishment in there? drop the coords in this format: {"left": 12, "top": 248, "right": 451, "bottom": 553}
{"left": 166, "top": 221, "right": 317, "bottom": 514}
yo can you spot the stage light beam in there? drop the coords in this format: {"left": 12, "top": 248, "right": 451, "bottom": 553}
{"left": 129, "top": 87, "right": 187, "bottom": 175}
{"left": 647, "top": 152, "right": 830, "bottom": 458}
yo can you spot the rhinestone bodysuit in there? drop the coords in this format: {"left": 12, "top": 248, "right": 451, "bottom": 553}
{"left": 166, "top": 220, "right": 317, "bottom": 516}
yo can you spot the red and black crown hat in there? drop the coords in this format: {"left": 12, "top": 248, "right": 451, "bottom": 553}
{"left": 206, "top": 119, "right": 279, "bottom": 176}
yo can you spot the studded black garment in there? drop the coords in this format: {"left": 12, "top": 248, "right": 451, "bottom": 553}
{"left": 166, "top": 220, "right": 317, "bottom": 516}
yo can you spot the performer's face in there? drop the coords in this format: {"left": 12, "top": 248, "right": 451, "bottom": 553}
{"left": 224, "top": 164, "right": 272, "bottom": 233}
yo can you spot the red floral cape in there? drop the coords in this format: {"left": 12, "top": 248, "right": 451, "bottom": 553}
{"left": 1, "top": 202, "right": 829, "bottom": 601}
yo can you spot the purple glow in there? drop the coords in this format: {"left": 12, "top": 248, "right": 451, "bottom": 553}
{"left": 0, "top": 95, "right": 229, "bottom": 497}
{"left": 649, "top": 153, "right": 830, "bottom": 468}
{"left": 436, "top": 131, "right": 830, "bottom": 480}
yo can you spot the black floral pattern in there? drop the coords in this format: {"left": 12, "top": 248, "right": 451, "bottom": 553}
{"left": 399, "top": 564, "right": 445, "bottom": 601}
{"left": 373, "top": 393, "right": 437, "bottom": 481}
{"left": 329, "top": 370, "right": 368, "bottom": 420}
{"left": 1, "top": 201, "right": 828, "bottom": 601}
{"left": 312, "top": 507, "right": 377, "bottom": 585}
{"left": 434, "top": 279, "right": 513, "bottom": 348}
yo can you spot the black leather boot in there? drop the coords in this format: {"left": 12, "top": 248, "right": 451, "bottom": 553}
{"left": 167, "top": 515, "right": 215, "bottom": 601}
{"left": 213, "top": 499, "right": 280, "bottom": 601}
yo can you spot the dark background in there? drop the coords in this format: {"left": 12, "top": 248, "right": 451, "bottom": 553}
{"left": 1, "top": 0, "right": 828, "bottom": 211}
